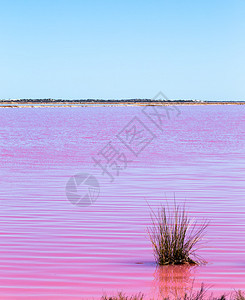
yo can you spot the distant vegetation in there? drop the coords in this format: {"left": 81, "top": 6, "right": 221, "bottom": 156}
{"left": 0, "top": 98, "right": 204, "bottom": 103}
{"left": 1, "top": 99, "right": 244, "bottom": 106}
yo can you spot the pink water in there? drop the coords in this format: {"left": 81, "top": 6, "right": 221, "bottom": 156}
{"left": 0, "top": 105, "right": 245, "bottom": 299}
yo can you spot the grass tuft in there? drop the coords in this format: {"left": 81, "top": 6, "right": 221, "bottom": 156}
{"left": 182, "top": 283, "right": 207, "bottom": 300}
{"left": 101, "top": 292, "right": 144, "bottom": 300}
{"left": 147, "top": 204, "right": 208, "bottom": 265}
{"left": 100, "top": 288, "right": 245, "bottom": 300}
{"left": 234, "top": 290, "right": 245, "bottom": 300}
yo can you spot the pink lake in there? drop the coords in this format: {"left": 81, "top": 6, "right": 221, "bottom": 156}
{"left": 0, "top": 105, "right": 245, "bottom": 299}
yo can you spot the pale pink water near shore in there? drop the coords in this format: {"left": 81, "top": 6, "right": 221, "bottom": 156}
{"left": 0, "top": 105, "right": 245, "bottom": 299}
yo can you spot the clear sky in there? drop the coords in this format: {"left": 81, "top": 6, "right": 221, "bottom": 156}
{"left": 0, "top": 0, "right": 244, "bottom": 100}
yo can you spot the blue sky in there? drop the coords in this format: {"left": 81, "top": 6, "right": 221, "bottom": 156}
{"left": 0, "top": 0, "right": 244, "bottom": 100}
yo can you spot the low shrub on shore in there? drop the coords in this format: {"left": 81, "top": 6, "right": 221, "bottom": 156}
{"left": 101, "top": 288, "right": 245, "bottom": 300}
{"left": 101, "top": 292, "right": 144, "bottom": 300}
{"left": 233, "top": 290, "right": 245, "bottom": 300}
{"left": 147, "top": 204, "right": 208, "bottom": 265}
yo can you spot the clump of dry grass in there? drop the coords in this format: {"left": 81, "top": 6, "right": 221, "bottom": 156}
{"left": 101, "top": 292, "right": 144, "bottom": 300}
{"left": 181, "top": 283, "right": 207, "bottom": 300}
{"left": 147, "top": 204, "right": 208, "bottom": 265}
{"left": 100, "top": 288, "right": 245, "bottom": 300}
{"left": 233, "top": 290, "right": 245, "bottom": 300}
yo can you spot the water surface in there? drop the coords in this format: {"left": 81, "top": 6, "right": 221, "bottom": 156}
{"left": 0, "top": 105, "right": 245, "bottom": 299}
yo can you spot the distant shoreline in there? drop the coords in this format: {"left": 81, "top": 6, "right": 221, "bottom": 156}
{"left": 0, "top": 99, "right": 245, "bottom": 107}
